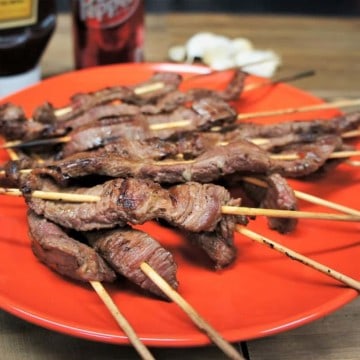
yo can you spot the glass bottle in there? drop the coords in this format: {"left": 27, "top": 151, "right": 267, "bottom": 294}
{"left": 72, "top": 0, "right": 145, "bottom": 69}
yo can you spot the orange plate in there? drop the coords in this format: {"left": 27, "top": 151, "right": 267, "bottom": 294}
{"left": 0, "top": 63, "right": 359, "bottom": 347}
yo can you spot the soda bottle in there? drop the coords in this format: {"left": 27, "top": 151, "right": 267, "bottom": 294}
{"left": 72, "top": 0, "right": 145, "bottom": 69}
{"left": 0, "top": 0, "right": 57, "bottom": 97}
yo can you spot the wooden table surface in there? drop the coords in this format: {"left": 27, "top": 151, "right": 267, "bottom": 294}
{"left": 1, "top": 13, "right": 360, "bottom": 360}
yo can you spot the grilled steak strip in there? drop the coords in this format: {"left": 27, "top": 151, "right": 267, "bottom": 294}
{"left": 86, "top": 227, "right": 178, "bottom": 298}
{"left": 53, "top": 72, "right": 184, "bottom": 122}
{"left": 58, "top": 96, "right": 236, "bottom": 157}
{"left": 25, "top": 177, "right": 241, "bottom": 233}
{"left": 234, "top": 111, "right": 360, "bottom": 139}
{"left": 41, "top": 134, "right": 345, "bottom": 185}
{"left": 186, "top": 198, "right": 248, "bottom": 269}
{"left": 0, "top": 103, "right": 65, "bottom": 141}
{"left": 27, "top": 210, "right": 116, "bottom": 282}
{"left": 242, "top": 173, "right": 298, "bottom": 234}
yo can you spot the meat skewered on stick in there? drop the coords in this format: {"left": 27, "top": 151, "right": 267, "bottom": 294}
{"left": 149, "top": 98, "right": 360, "bottom": 131}
{"left": 1, "top": 185, "right": 359, "bottom": 222}
{"left": 26, "top": 210, "right": 244, "bottom": 360}
{"left": 241, "top": 176, "right": 360, "bottom": 217}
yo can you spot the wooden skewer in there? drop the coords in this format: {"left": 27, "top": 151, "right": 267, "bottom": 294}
{"left": 341, "top": 128, "right": 360, "bottom": 139}
{"left": 241, "top": 176, "right": 360, "bottom": 217}
{"left": 346, "top": 160, "right": 360, "bottom": 167}
{"left": 0, "top": 188, "right": 100, "bottom": 202}
{"left": 140, "top": 262, "right": 245, "bottom": 360}
{"left": 1, "top": 136, "right": 72, "bottom": 149}
{"left": 90, "top": 281, "right": 156, "bottom": 360}
{"left": 269, "top": 150, "right": 360, "bottom": 161}
{"left": 249, "top": 127, "right": 360, "bottom": 147}
{"left": 235, "top": 225, "right": 360, "bottom": 292}
{"left": 1, "top": 187, "right": 359, "bottom": 222}
{"left": 127, "top": 99, "right": 360, "bottom": 132}
{"left": 52, "top": 82, "right": 166, "bottom": 117}
{"left": 237, "top": 98, "right": 360, "bottom": 121}
{"left": 221, "top": 205, "right": 360, "bottom": 222}
{"left": 243, "top": 70, "right": 315, "bottom": 92}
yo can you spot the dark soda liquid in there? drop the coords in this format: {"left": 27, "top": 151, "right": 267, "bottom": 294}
{"left": 72, "top": 0, "right": 144, "bottom": 69}
{"left": 0, "top": 0, "right": 57, "bottom": 76}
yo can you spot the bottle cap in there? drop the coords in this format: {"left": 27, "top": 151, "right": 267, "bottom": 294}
{"left": 0, "top": 65, "right": 41, "bottom": 98}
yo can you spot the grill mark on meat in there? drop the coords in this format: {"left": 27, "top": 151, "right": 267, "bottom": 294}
{"left": 87, "top": 227, "right": 178, "bottom": 298}
{"left": 27, "top": 210, "right": 116, "bottom": 282}
{"left": 24, "top": 177, "right": 238, "bottom": 233}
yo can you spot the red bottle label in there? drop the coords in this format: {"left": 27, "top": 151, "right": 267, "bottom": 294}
{"left": 79, "top": 0, "right": 140, "bottom": 28}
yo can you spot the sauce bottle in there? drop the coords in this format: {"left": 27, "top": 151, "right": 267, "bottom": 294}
{"left": 0, "top": 0, "right": 57, "bottom": 97}
{"left": 72, "top": 0, "right": 144, "bottom": 69}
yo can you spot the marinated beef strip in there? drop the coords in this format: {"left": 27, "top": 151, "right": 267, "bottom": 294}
{"left": 61, "top": 114, "right": 151, "bottom": 158}
{"left": 186, "top": 198, "right": 248, "bottom": 269}
{"left": 59, "top": 103, "right": 141, "bottom": 131}
{"left": 235, "top": 111, "right": 360, "bottom": 139}
{"left": 45, "top": 140, "right": 271, "bottom": 184}
{"left": 86, "top": 227, "right": 178, "bottom": 298}
{"left": 25, "top": 177, "right": 241, "bottom": 233}
{"left": 58, "top": 97, "right": 237, "bottom": 157}
{"left": 45, "top": 133, "right": 342, "bottom": 184}
{"left": 242, "top": 173, "right": 298, "bottom": 234}
{"left": 53, "top": 72, "right": 183, "bottom": 122}
{"left": 0, "top": 103, "right": 64, "bottom": 141}
{"left": 27, "top": 210, "right": 116, "bottom": 282}
{"left": 270, "top": 134, "right": 344, "bottom": 178}
{"left": 140, "top": 69, "right": 247, "bottom": 114}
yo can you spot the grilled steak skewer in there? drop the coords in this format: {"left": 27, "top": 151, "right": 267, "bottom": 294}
{"left": 24, "top": 177, "right": 244, "bottom": 234}
{"left": 35, "top": 134, "right": 344, "bottom": 186}
{"left": 60, "top": 96, "right": 237, "bottom": 157}
{"left": 0, "top": 70, "right": 246, "bottom": 143}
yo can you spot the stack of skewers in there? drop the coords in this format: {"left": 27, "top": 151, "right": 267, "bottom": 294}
{"left": 0, "top": 64, "right": 360, "bottom": 360}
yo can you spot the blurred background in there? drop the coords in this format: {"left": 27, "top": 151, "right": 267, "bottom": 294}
{"left": 57, "top": 0, "right": 360, "bottom": 15}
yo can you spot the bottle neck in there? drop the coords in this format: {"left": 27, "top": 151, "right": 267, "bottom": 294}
{"left": 0, "top": 65, "right": 41, "bottom": 98}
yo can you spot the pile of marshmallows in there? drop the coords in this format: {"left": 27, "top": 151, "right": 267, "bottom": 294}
{"left": 168, "top": 32, "right": 281, "bottom": 78}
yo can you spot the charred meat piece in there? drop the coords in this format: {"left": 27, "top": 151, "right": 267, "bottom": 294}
{"left": 270, "top": 134, "right": 343, "bottom": 178}
{"left": 54, "top": 72, "right": 183, "bottom": 122}
{"left": 187, "top": 69, "right": 247, "bottom": 102}
{"left": 25, "top": 177, "right": 240, "bottom": 233}
{"left": 87, "top": 227, "right": 178, "bottom": 298}
{"left": 260, "top": 174, "right": 298, "bottom": 233}
{"left": 46, "top": 140, "right": 272, "bottom": 184}
{"left": 57, "top": 97, "right": 235, "bottom": 157}
{"left": 187, "top": 198, "right": 248, "bottom": 269}
{"left": 61, "top": 114, "right": 150, "bottom": 158}
{"left": 0, "top": 103, "right": 64, "bottom": 141}
{"left": 242, "top": 173, "right": 298, "bottom": 233}
{"left": 60, "top": 103, "right": 141, "bottom": 131}
{"left": 27, "top": 210, "right": 116, "bottom": 282}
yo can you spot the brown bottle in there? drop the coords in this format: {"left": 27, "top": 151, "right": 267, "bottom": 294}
{"left": 72, "top": 0, "right": 144, "bottom": 69}
{"left": 0, "top": 0, "right": 57, "bottom": 97}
